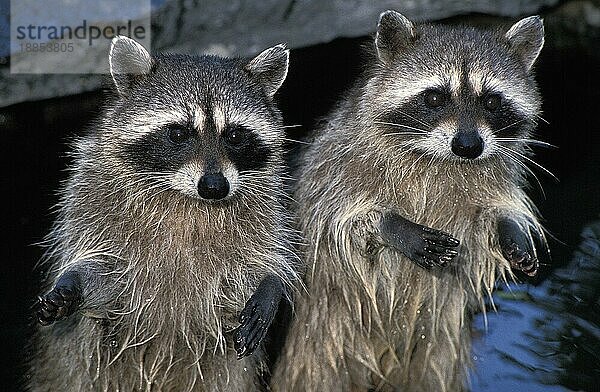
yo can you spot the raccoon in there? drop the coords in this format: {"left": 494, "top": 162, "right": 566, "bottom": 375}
{"left": 271, "top": 11, "right": 547, "bottom": 392}
{"left": 28, "top": 36, "right": 300, "bottom": 391}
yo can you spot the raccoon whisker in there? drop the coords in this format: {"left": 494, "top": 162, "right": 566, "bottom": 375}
{"left": 395, "top": 138, "right": 426, "bottom": 152}
{"left": 534, "top": 113, "right": 550, "bottom": 124}
{"left": 283, "top": 124, "right": 303, "bottom": 128}
{"left": 237, "top": 170, "right": 274, "bottom": 176}
{"left": 383, "top": 132, "right": 428, "bottom": 137}
{"left": 245, "top": 186, "right": 295, "bottom": 204}
{"left": 496, "top": 138, "right": 557, "bottom": 149}
{"left": 373, "top": 121, "right": 429, "bottom": 134}
{"left": 239, "top": 180, "right": 295, "bottom": 196}
{"left": 105, "top": 175, "right": 175, "bottom": 198}
{"left": 495, "top": 145, "right": 546, "bottom": 198}
{"left": 238, "top": 172, "right": 299, "bottom": 184}
{"left": 110, "top": 180, "right": 168, "bottom": 204}
{"left": 236, "top": 191, "right": 255, "bottom": 212}
{"left": 235, "top": 181, "right": 279, "bottom": 197}
{"left": 497, "top": 144, "right": 558, "bottom": 181}
{"left": 144, "top": 186, "right": 173, "bottom": 202}
{"left": 403, "top": 150, "right": 429, "bottom": 179}
{"left": 128, "top": 182, "right": 173, "bottom": 206}
{"left": 109, "top": 171, "right": 175, "bottom": 183}
{"left": 278, "top": 173, "right": 299, "bottom": 182}
{"left": 283, "top": 137, "right": 311, "bottom": 145}
{"left": 128, "top": 179, "right": 172, "bottom": 196}
{"left": 237, "top": 182, "right": 280, "bottom": 198}
{"left": 376, "top": 109, "right": 433, "bottom": 129}
{"left": 493, "top": 119, "right": 528, "bottom": 133}
{"left": 236, "top": 174, "right": 289, "bottom": 187}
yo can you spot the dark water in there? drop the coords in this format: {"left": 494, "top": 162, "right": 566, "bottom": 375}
{"left": 471, "top": 223, "right": 600, "bottom": 391}
{"left": 1, "top": 34, "right": 599, "bottom": 391}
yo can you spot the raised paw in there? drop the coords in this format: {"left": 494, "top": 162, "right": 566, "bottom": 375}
{"left": 37, "top": 285, "right": 80, "bottom": 326}
{"left": 502, "top": 241, "right": 539, "bottom": 277}
{"left": 233, "top": 275, "right": 283, "bottom": 359}
{"left": 380, "top": 213, "right": 460, "bottom": 270}
{"left": 415, "top": 226, "right": 460, "bottom": 269}
{"left": 498, "top": 217, "right": 540, "bottom": 277}
{"left": 233, "top": 296, "right": 277, "bottom": 359}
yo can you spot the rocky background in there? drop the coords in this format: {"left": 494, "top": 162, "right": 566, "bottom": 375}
{"left": 1, "top": 0, "right": 599, "bottom": 107}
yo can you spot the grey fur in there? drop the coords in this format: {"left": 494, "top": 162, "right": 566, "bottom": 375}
{"left": 28, "top": 37, "right": 300, "bottom": 391}
{"left": 272, "top": 12, "right": 547, "bottom": 392}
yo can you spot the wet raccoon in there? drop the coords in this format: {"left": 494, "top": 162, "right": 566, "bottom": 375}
{"left": 272, "top": 11, "right": 547, "bottom": 392}
{"left": 28, "top": 36, "right": 300, "bottom": 391}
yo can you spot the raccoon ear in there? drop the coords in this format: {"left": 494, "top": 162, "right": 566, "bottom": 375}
{"left": 375, "top": 10, "right": 416, "bottom": 64}
{"left": 245, "top": 44, "right": 290, "bottom": 98}
{"left": 505, "top": 16, "right": 545, "bottom": 72}
{"left": 109, "top": 36, "right": 153, "bottom": 96}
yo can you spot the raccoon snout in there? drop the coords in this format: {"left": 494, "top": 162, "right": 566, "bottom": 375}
{"left": 197, "top": 173, "right": 230, "bottom": 200}
{"left": 451, "top": 132, "right": 484, "bottom": 159}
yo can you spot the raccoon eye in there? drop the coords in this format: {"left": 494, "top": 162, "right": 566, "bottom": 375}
{"left": 484, "top": 94, "right": 502, "bottom": 111}
{"left": 224, "top": 125, "right": 248, "bottom": 146}
{"left": 424, "top": 90, "right": 447, "bottom": 108}
{"left": 167, "top": 125, "right": 190, "bottom": 144}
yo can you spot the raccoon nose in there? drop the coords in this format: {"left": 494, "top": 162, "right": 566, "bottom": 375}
{"left": 451, "top": 132, "right": 484, "bottom": 159}
{"left": 198, "top": 173, "right": 230, "bottom": 200}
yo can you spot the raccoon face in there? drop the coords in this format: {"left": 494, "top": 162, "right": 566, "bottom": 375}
{"left": 106, "top": 37, "right": 289, "bottom": 201}
{"left": 372, "top": 11, "right": 544, "bottom": 161}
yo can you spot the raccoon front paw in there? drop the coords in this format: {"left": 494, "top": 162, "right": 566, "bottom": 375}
{"left": 234, "top": 275, "right": 283, "bottom": 359}
{"left": 37, "top": 283, "right": 81, "bottom": 326}
{"left": 380, "top": 213, "right": 460, "bottom": 269}
{"left": 502, "top": 241, "right": 539, "bottom": 277}
{"left": 411, "top": 226, "right": 460, "bottom": 269}
{"left": 498, "top": 217, "right": 540, "bottom": 277}
{"left": 233, "top": 298, "right": 277, "bottom": 359}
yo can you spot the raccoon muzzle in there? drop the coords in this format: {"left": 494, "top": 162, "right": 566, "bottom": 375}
{"left": 451, "top": 131, "right": 484, "bottom": 159}
{"left": 198, "top": 173, "right": 230, "bottom": 200}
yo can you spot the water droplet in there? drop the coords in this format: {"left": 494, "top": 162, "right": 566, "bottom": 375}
{"left": 420, "top": 334, "right": 426, "bottom": 339}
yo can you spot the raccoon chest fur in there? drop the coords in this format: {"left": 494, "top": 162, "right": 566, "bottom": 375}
{"left": 307, "top": 154, "right": 520, "bottom": 388}
{"left": 106, "top": 201, "right": 275, "bottom": 328}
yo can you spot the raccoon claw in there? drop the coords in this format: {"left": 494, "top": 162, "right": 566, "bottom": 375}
{"left": 416, "top": 230, "right": 460, "bottom": 269}
{"left": 380, "top": 212, "right": 460, "bottom": 269}
{"left": 498, "top": 217, "right": 540, "bottom": 277}
{"left": 234, "top": 302, "right": 274, "bottom": 359}
{"left": 502, "top": 242, "right": 539, "bottom": 277}
{"left": 37, "top": 285, "right": 80, "bottom": 326}
{"left": 234, "top": 304, "right": 266, "bottom": 359}
{"left": 234, "top": 275, "right": 283, "bottom": 359}
{"left": 422, "top": 227, "right": 460, "bottom": 248}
